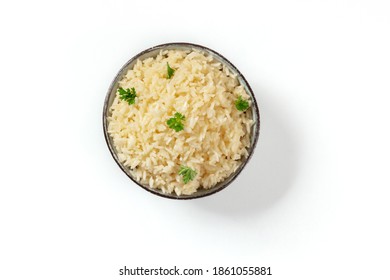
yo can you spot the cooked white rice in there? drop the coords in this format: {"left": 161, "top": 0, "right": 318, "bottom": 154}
{"left": 108, "top": 49, "right": 253, "bottom": 195}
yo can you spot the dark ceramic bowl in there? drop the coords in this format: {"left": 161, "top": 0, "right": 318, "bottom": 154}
{"left": 103, "top": 43, "right": 260, "bottom": 199}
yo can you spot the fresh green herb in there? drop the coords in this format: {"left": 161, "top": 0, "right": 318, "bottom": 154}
{"left": 167, "top": 62, "right": 175, "bottom": 79}
{"left": 235, "top": 96, "right": 249, "bottom": 111}
{"left": 167, "top": 112, "right": 185, "bottom": 132}
{"left": 118, "top": 87, "right": 137, "bottom": 105}
{"left": 179, "top": 165, "right": 197, "bottom": 184}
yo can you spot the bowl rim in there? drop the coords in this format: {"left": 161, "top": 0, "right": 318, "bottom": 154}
{"left": 103, "top": 42, "right": 260, "bottom": 200}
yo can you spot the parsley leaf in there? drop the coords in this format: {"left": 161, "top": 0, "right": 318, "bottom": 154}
{"left": 179, "top": 165, "right": 197, "bottom": 184}
{"left": 167, "top": 112, "right": 185, "bottom": 132}
{"left": 167, "top": 62, "right": 175, "bottom": 79}
{"left": 235, "top": 96, "right": 249, "bottom": 111}
{"left": 118, "top": 87, "right": 137, "bottom": 105}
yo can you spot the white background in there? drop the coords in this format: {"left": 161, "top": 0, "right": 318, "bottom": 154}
{"left": 1, "top": 0, "right": 389, "bottom": 279}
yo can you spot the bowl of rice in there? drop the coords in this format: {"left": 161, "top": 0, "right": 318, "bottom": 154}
{"left": 103, "top": 43, "right": 260, "bottom": 199}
